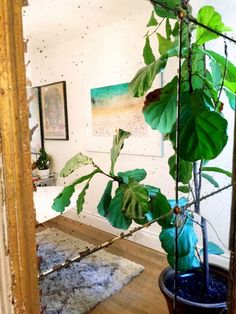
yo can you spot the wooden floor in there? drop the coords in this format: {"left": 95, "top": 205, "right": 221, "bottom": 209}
{"left": 42, "top": 216, "right": 169, "bottom": 314}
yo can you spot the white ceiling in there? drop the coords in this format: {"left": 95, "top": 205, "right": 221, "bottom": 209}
{"left": 22, "top": 0, "right": 152, "bottom": 51}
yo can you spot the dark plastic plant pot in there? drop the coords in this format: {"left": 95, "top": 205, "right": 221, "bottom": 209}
{"left": 159, "top": 265, "right": 228, "bottom": 314}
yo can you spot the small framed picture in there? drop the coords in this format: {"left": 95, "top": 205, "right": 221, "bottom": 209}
{"left": 39, "top": 81, "right": 69, "bottom": 140}
{"left": 28, "top": 87, "right": 44, "bottom": 153}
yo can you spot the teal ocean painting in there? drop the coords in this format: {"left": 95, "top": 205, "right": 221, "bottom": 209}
{"left": 90, "top": 82, "right": 147, "bottom": 137}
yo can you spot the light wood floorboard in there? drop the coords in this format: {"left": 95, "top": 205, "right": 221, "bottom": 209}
{"left": 43, "top": 216, "right": 169, "bottom": 314}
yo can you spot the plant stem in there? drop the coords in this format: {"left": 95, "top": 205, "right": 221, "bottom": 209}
{"left": 227, "top": 100, "right": 236, "bottom": 313}
{"left": 193, "top": 162, "right": 200, "bottom": 213}
{"left": 201, "top": 216, "right": 209, "bottom": 293}
{"left": 193, "top": 161, "right": 210, "bottom": 293}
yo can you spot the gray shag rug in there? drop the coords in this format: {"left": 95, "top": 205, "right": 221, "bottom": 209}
{"left": 37, "top": 227, "right": 144, "bottom": 314}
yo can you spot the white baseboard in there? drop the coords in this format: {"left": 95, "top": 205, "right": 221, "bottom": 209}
{"left": 64, "top": 209, "right": 230, "bottom": 269}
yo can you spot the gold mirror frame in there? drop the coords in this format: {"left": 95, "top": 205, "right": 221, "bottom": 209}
{"left": 0, "top": 0, "right": 39, "bottom": 312}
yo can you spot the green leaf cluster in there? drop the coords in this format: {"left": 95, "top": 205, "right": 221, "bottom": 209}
{"left": 51, "top": 2, "right": 235, "bottom": 275}
{"left": 160, "top": 217, "right": 200, "bottom": 271}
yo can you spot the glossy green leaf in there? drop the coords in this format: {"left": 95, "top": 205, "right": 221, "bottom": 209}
{"left": 202, "top": 173, "right": 219, "bottom": 188}
{"left": 224, "top": 88, "right": 236, "bottom": 110}
{"left": 205, "top": 50, "right": 236, "bottom": 83}
{"left": 202, "top": 166, "right": 232, "bottom": 178}
{"left": 157, "top": 33, "right": 174, "bottom": 56}
{"left": 52, "top": 185, "right": 75, "bottom": 213}
{"left": 151, "top": 192, "right": 173, "bottom": 228}
{"left": 71, "top": 169, "right": 101, "bottom": 186}
{"left": 107, "top": 188, "right": 132, "bottom": 230}
{"left": 181, "top": 49, "right": 205, "bottom": 92}
{"left": 134, "top": 216, "right": 148, "bottom": 225}
{"left": 170, "top": 93, "right": 228, "bottom": 162}
{"left": 60, "top": 153, "right": 93, "bottom": 177}
{"left": 118, "top": 169, "right": 147, "bottom": 184}
{"left": 200, "top": 241, "right": 224, "bottom": 256}
{"left": 210, "top": 60, "right": 222, "bottom": 90}
{"left": 160, "top": 218, "right": 198, "bottom": 257}
{"left": 52, "top": 169, "right": 100, "bottom": 213}
{"left": 121, "top": 180, "right": 149, "bottom": 219}
{"left": 110, "top": 129, "right": 131, "bottom": 176}
{"left": 165, "top": 18, "right": 172, "bottom": 40}
{"left": 76, "top": 182, "right": 89, "bottom": 214}
{"left": 146, "top": 11, "right": 158, "bottom": 27}
{"left": 224, "top": 80, "right": 236, "bottom": 93}
{"left": 152, "top": 0, "right": 182, "bottom": 19}
{"left": 153, "top": 6, "right": 176, "bottom": 19}
{"left": 178, "top": 185, "right": 190, "bottom": 193}
{"left": 143, "top": 37, "right": 155, "bottom": 65}
{"left": 168, "top": 154, "right": 192, "bottom": 184}
{"left": 97, "top": 180, "right": 113, "bottom": 217}
{"left": 129, "top": 57, "right": 167, "bottom": 97}
{"left": 143, "top": 76, "right": 177, "bottom": 133}
{"left": 196, "top": 6, "right": 232, "bottom": 46}
{"left": 172, "top": 21, "right": 179, "bottom": 36}
{"left": 144, "top": 185, "right": 160, "bottom": 197}
{"left": 167, "top": 252, "right": 200, "bottom": 271}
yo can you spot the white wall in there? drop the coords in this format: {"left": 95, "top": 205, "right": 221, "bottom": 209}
{"left": 27, "top": 1, "right": 235, "bottom": 267}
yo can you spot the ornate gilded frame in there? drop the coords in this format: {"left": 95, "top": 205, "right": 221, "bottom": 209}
{"left": 0, "top": 0, "right": 39, "bottom": 312}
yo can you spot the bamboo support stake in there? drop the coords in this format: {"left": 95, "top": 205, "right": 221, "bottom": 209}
{"left": 227, "top": 110, "right": 236, "bottom": 313}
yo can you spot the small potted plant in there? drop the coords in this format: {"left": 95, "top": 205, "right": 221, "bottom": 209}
{"left": 36, "top": 148, "right": 50, "bottom": 179}
{"left": 51, "top": 1, "right": 235, "bottom": 313}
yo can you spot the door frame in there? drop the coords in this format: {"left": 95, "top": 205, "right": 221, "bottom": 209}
{"left": 0, "top": 0, "right": 39, "bottom": 312}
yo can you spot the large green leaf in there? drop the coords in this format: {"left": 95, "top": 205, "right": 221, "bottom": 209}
{"left": 224, "top": 80, "right": 236, "bottom": 93}
{"left": 157, "top": 33, "right": 174, "bottom": 56}
{"left": 165, "top": 18, "right": 172, "bottom": 40}
{"left": 151, "top": 192, "right": 173, "bottom": 228}
{"left": 52, "top": 185, "right": 75, "bottom": 213}
{"left": 152, "top": 0, "right": 182, "bottom": 19}
{"left": 143, "top": 37, "right": 155, "bottom": 65}
{"left": 224, "top": 88, "right": 236, "bottom": 110}
{"left": 144, "top": 185, "right": 160, "bottom": 197}
{"left": 181, "top": 48, "right": 205, "bottom": 92}
{"left": 178, "top": 185, "right": 190, "bottom": 193}
{"left": 143, "top": 76, "right": 177, "bottom": 133}
{"left": 167, "top": 252, "right": 200, "bottom": 271}
{"left": 97, "top": 180, "right": 113, "bottom": 217}
{"left": 110, "top": 129, "right": 131, "bottom": 176}
{"left": 129, "top": 57, "right": 167, "bottom": 97}
{"left": 200, "top": 241, "right": 224, "bottom": 256}
{"left": 205, "top": 50, "right": 236, "bottom": 83}
{"left": 121, "top": 180, "right": 149, "bottom": 219}
{"left": 202, "top": 173, "right": 219, "bottom": 188}
{"left": 168, "top": 154, "right": 192, "bottom": 184}
{"left": 170, "top": 92, "right": 228, "bottom": 162}
{"left": 202, "top": 166, "right": 232, "bottom": 178}
{"left": 146, "top": 10, "right": 158, "bottom": 27}
{"left": 107, "top": 188, "right": 132, "bottom": 230}
{"left": 210, "top": 60, "right": 222, "bottom": 90}
{"left": 118, "top": 169, "right": 147, "bottom": 184}
{"left": 60, "top": 153, "right": 93, "bottom": 177}
{"left": 52, "top": 169, "right": 100, "bottom": 213}
{"left": 196, "top": 6, "right": 231, "bottom": 46}
{"left": 76, "top": 182, "right": 89, "bottom": 214}
{"left": 160, "top": 217, "right": 198, "bottom": 258}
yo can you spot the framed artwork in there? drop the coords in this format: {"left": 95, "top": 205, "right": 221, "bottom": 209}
{"left": 39, "top": 81, "right": 69, "bottom": 140}
{"left": 85, "top": 71, "right": 163, "bottom": 156}
{"left": 28, "top": 87, "right": 44, "bottom": 154}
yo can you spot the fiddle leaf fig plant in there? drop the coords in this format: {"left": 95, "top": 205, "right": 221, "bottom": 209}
{"left": 52, "top": 0, "right": 235, "bottom": 294}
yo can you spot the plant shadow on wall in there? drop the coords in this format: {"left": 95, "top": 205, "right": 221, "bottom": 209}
{"left": 51, "top": 1, "right": 236, "bottom": 313}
